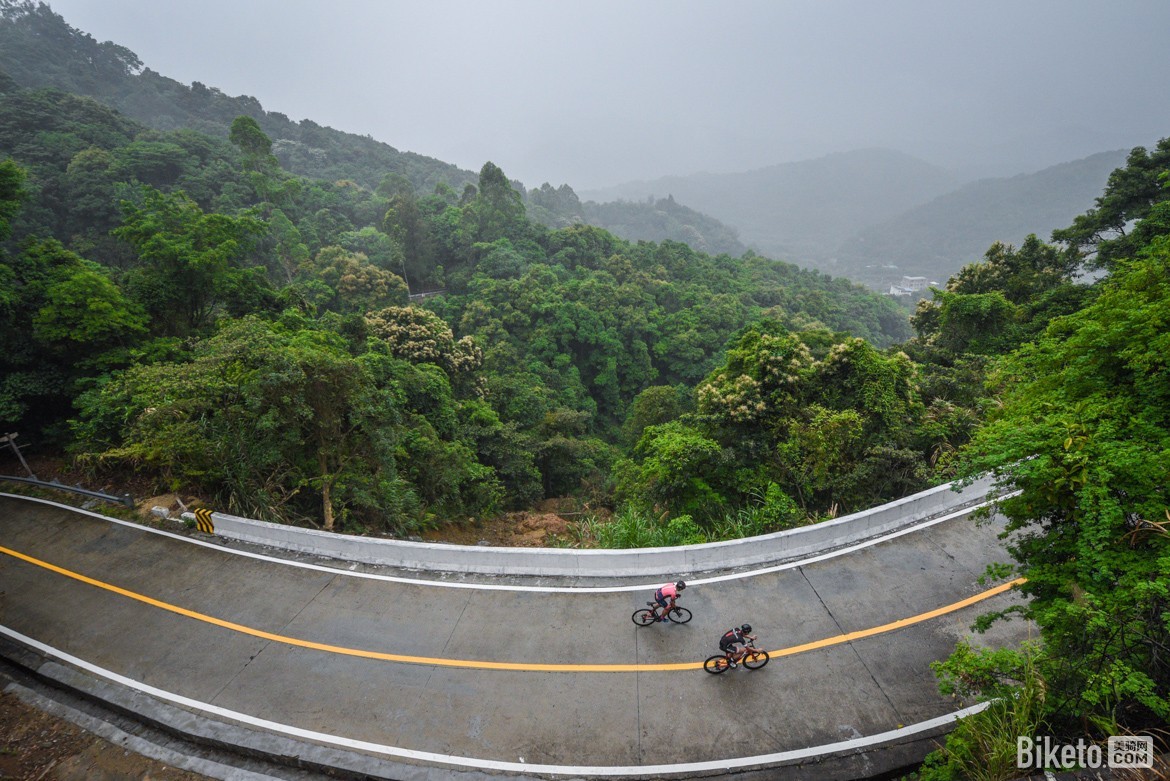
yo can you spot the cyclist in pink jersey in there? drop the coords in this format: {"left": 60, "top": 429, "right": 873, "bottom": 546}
{"left": 651, "top": 580, "right": 686, "bottom": 622}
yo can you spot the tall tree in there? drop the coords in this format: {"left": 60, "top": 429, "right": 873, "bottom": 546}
{"left": 0, "top": 156, "right": 24, "bottom": 240}
{"left": 308, "top": 245, "right": 408, "bottom": 314}
{"left": 464, "top": 161, "right": 528, "bottom": 244}
{"left": 228, "top": 115, "right": 274, "bottom": 168}
{"left": 1, "top": 238, "right": 146, "bottom": 437}
{"left": 382, "top": 192, "right": 435, "bottom": 290}
{"left": 114, "top": 187, "right": 267, "bottom": 335}
{"left": 1051, "top": 137, "right": 1170, "bottom": 270}
{"left": 71, "top": 316, "right": 407, "bottom": 531}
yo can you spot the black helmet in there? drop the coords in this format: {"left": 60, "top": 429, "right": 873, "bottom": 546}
{"left": 676, "top": 581, "right": 686, "bottom": 590}
{"left": 740, "top": 623, "right": 752, "bottom": 634}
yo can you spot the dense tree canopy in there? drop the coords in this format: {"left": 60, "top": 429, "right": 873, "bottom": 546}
{"left": 114, "top": 187, "right": 269, "bottom": 334}
{"left": 612, "top": 322, "right": 928, "bottom": 525}
{"left": 0, "top": 68, "right": 915, "bottom": 534}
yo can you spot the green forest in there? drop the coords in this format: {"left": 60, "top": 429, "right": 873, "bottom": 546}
{"left": 0, "top": 1, "right": 914, "bottom": 539}
{"left": 0, "top": 81, "right": 914, "bottom": 534}
{"left": 0, "top": 3, "right": 1168, "bottom": 772}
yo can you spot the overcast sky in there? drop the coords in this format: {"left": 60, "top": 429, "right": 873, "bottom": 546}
{"left": 43, "top": 0, "right": 1170, "bottom": 190}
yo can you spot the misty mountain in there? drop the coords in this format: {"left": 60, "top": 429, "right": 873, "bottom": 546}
{"left": 581, "top": 194, "right": 746, "bottom": 256}
{"left": 524, "top": 183, "right": 747, "bottom": 257}
{"left": 0, "top": 2, "right": 752, "bottom": 258}
{"left": 0, "top": 1, "right": 1139, "bottom": 295}
{"left": 581, "top": 149, "right": 964, "bottom": 268}
{"left": 946, "top": 124, "right": 1135, "bottom": 181}
{"left": 582, "top": 146, "right": 1135, "bottom": 291}
{"left": 0, "top": 0, "right": 479, "bottom": 195}
{"left": 835, "top": 150, "right": 1129, "bottom": 289}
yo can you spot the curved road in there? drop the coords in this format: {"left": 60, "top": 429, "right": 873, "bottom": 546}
{"left": 0, "top": 493, "right": 1028, "bottom": 779}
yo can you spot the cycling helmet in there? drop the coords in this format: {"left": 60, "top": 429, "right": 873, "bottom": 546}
{"left": 676, "top": 581, "right": 686, "bottom": 590}
{"left": 740, "top": 623, "right": 752, "bottom": 634}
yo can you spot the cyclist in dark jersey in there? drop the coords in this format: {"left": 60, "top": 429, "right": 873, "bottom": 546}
{"left": 718, "top": 624, "right": 758, "bottom": 667}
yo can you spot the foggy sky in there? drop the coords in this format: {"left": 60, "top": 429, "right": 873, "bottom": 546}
{"left": 41, "top": 0, "right": 1170, "bottom": 190}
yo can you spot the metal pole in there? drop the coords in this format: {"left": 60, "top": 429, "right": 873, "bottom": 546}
{"left": 0, "top": 475, "right": 133, "bottom": 508}
{"left": 1, "top": 433, "right": 36, "bottom": 480}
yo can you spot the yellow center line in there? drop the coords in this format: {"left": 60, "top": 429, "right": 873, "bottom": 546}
{"left": 0, "top": 543, "right": 1026, "bottom": 673}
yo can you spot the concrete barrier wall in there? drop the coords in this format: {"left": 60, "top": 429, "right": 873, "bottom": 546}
{"left": 192, "top": 474, "right": 1001, "bottom": 577}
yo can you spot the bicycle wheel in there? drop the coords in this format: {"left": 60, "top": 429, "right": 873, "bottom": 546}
{"left": 704, "top": 655, "right": 731, "bottom": 674}
{"left": 743, "top": 649, "right": 770, "bottom": 670}
{"left": 632, "top": 608, "right": 657, "bottom": 627}
{"left": 667, "top": 606, "right": 692, "bottom": 624}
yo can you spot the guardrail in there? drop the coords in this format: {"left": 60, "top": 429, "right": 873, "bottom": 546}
{"left": 184, "top": 474, "right": 1002, "bottom": 577}
{"left": 0, "top": 475, "right": 134, "bottom": 508}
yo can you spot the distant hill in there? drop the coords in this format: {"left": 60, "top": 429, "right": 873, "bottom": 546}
{"left": 583, "top": 147, "right": 1134, "bottom": 291}
{"left": 834, "top": 150, "right": 1128, "bottom": 289}
{"left": 582, "top": 194, "right": 747, "bottom": 256}
{"left": 582, "top": 148, "right": 963, "bottom": 267}
{"left": 0, "top": 2, "right": 1133, "bottom": 293}
{"left": 525, "top": 183, "right": 747, "bottom": 257}
{"left": 0, "top": 1, "right": 748, "bottom": 259}
{"left": 0, "top": 0, "right": 478, "bottom": 194}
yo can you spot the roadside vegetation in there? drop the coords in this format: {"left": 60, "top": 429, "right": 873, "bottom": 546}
{"left": 910, "top": 148, "right": 1170, "bottom": 779}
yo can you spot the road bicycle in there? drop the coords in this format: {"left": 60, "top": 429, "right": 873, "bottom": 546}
{"left": 703, "top": 639, "right": 769, "bottom": 673}
{"left": 631, "top": 602, "right": 693, "bottom": 626}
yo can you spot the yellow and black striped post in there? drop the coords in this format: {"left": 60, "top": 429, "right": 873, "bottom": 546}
{"left": 193, "top": 508, "right": 215, "bottom": 534}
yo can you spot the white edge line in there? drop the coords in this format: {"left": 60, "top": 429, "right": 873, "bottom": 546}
{"left": 0, "top": 491, "right": 1018, "bottom": 593}
{"left": 0, "top": 623, "right": 988, "bottom": 777}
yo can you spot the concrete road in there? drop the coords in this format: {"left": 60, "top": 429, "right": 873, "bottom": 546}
{"left": 0, "top": 494, "right": 1030, "bottom": 779}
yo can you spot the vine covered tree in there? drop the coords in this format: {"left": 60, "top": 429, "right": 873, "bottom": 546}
{"left": 960, "top": 231, "right": 1170, "bottom": 731}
